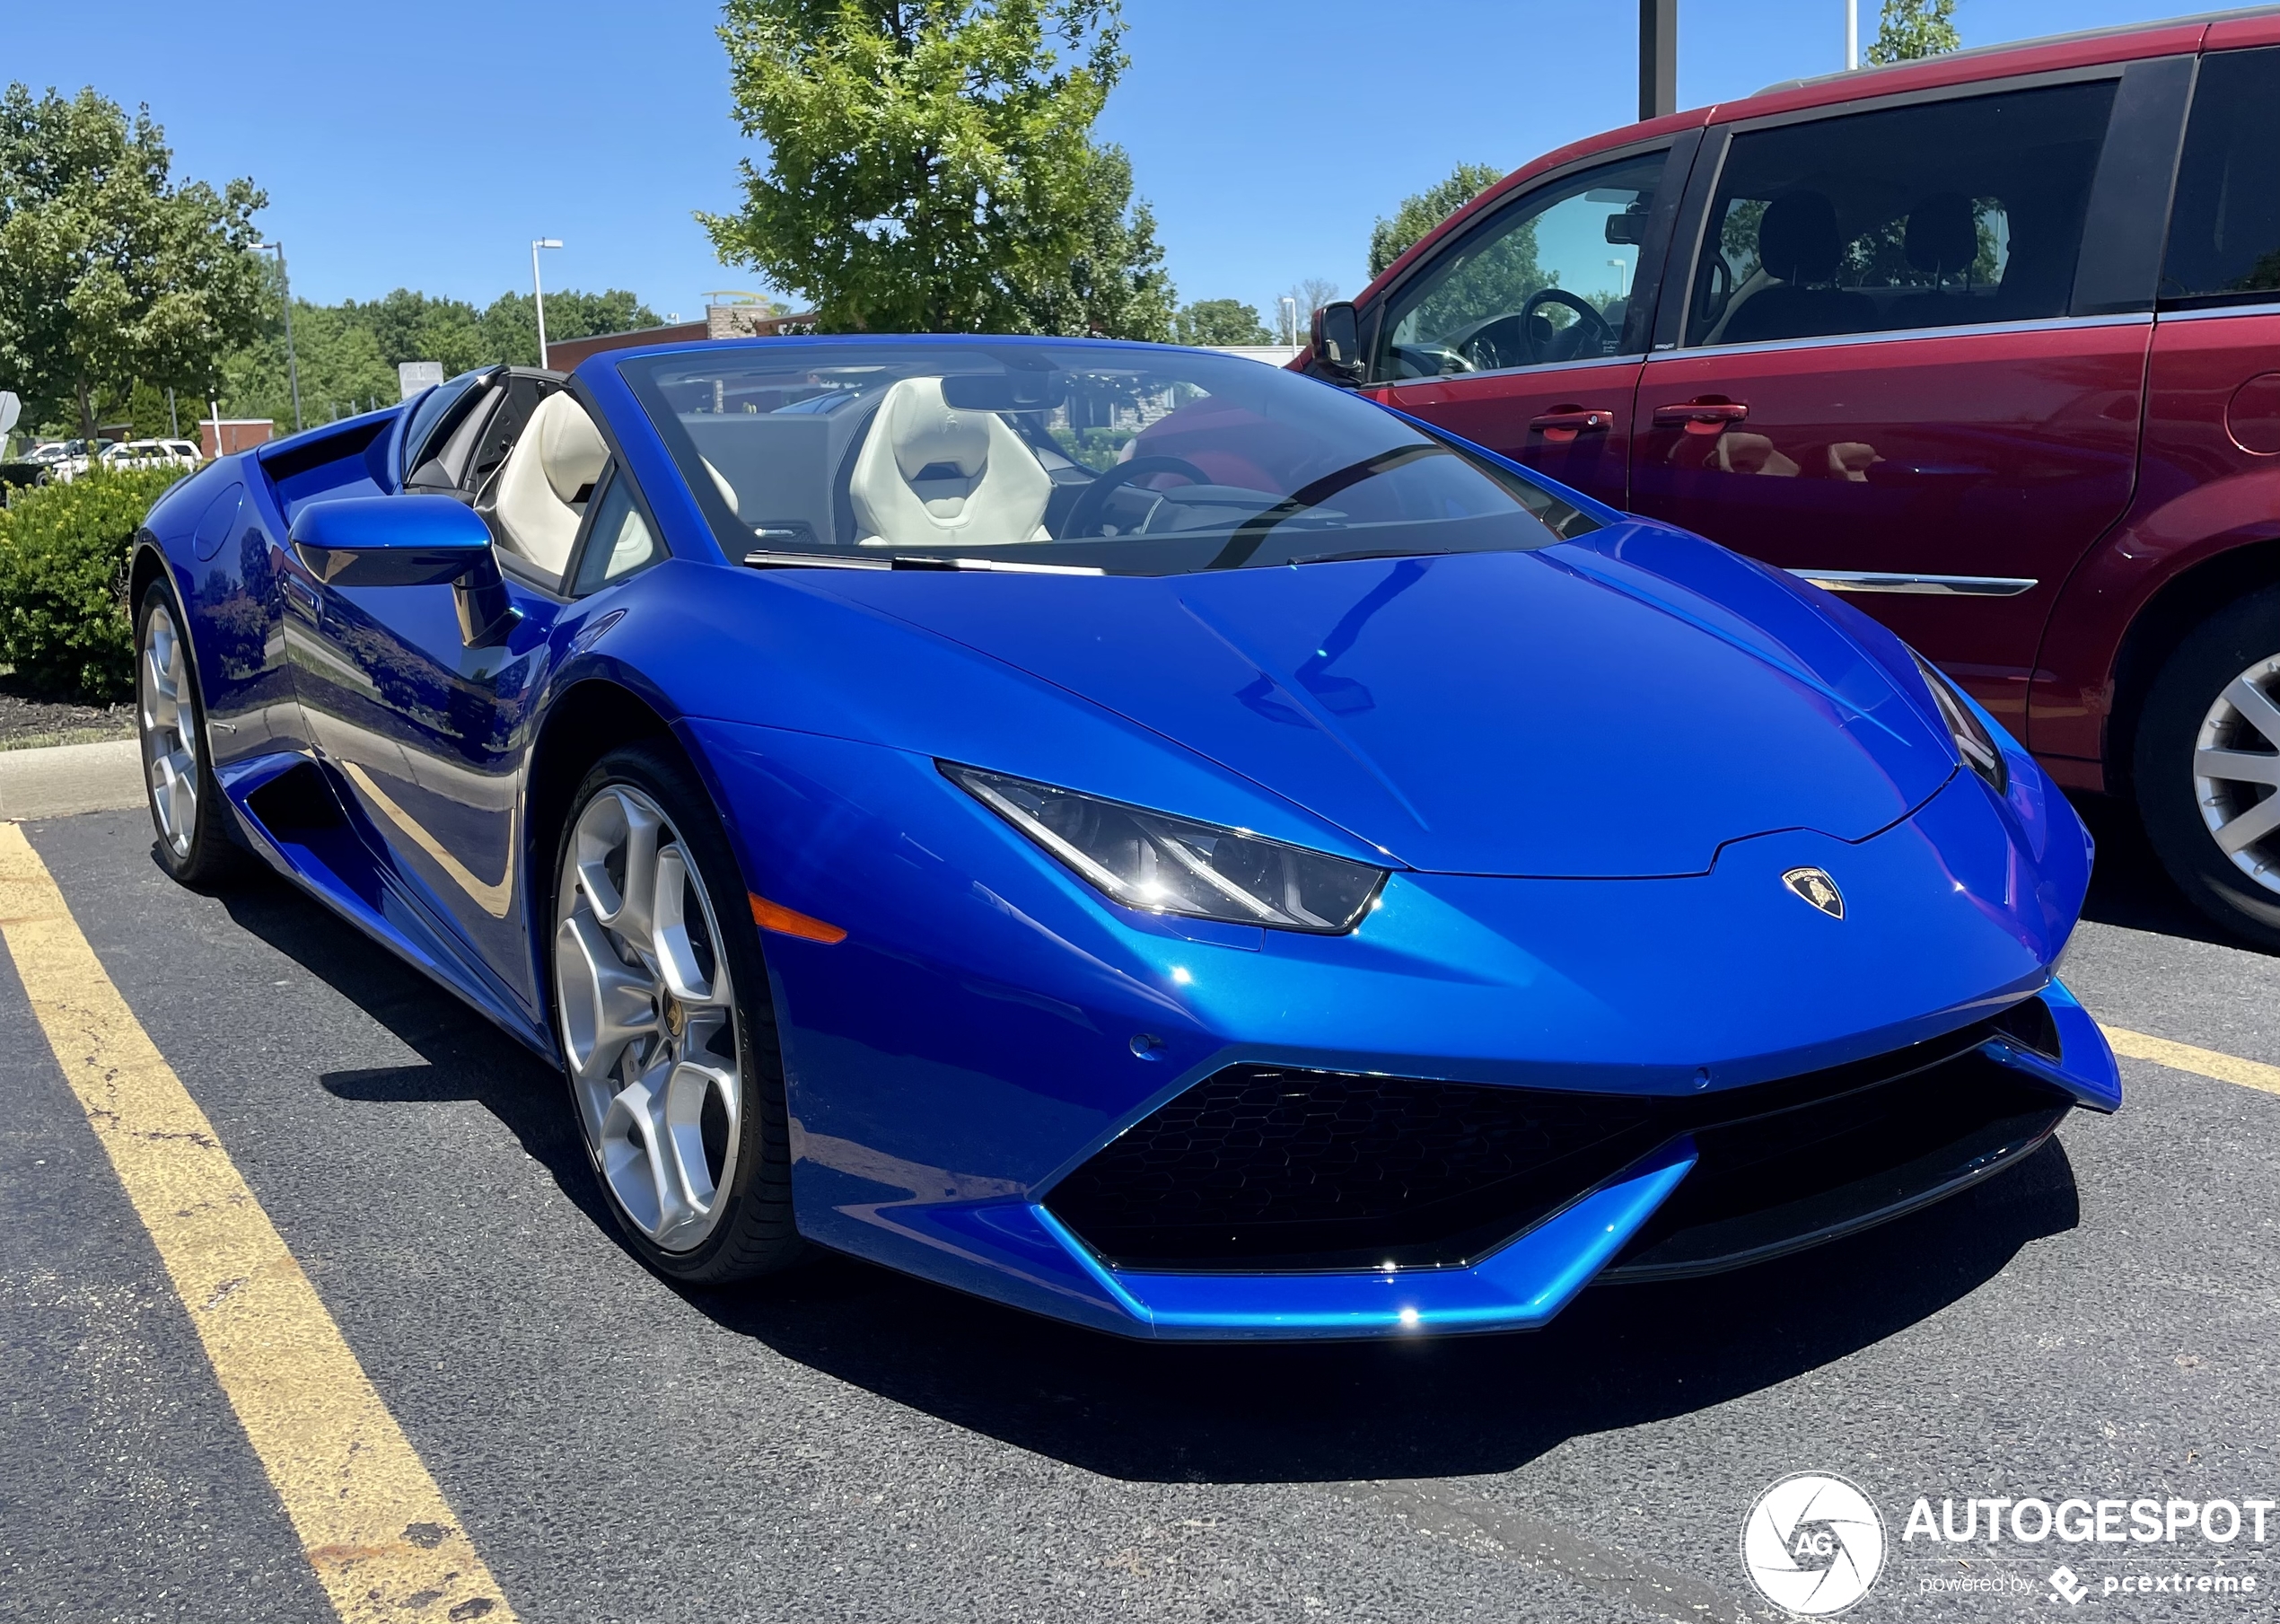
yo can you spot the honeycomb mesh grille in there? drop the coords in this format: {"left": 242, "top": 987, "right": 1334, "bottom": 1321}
{"left": 1044, "top": 1067, "right": 1661, "bottom": 1271}
{"left": 1046, "top": 1005, "right": 2051, "bottom": 1274}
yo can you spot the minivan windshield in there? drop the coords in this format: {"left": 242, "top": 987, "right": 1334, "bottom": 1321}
{"left": 619, "top": 340, "right": 1596, "bottom": 575}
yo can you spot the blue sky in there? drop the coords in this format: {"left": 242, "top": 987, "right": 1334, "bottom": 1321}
{"left": 9, "top": 0, "right": 2199, "bottom": 325}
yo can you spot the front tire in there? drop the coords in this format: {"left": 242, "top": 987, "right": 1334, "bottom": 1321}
{"left": 550, "top": 742, "right": 802, "bottom": 1284}
{"left": 2136, "top": 585, "right": 2280, "bottom": 950}
{"left": 136, "top": 580, "right": 236, "bottom": 885}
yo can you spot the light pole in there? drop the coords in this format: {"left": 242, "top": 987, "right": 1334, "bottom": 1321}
{"left": 252, "top": 241, "right": 302, "bottom": 433}
{"left": 1846, "top": 0, "right": 1860, "bottom": 68}
{"left": 1281, "top": 296, "right": 1299, "bottom": 347}
{"left": 531, "top": 239, "right": 564, "bottom": 368}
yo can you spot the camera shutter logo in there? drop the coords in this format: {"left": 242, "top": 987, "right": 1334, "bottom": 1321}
{"left": 1741, "top": 1472, "right": 1887, "bottom": 1615}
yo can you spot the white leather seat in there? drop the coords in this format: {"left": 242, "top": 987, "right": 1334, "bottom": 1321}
{"left": 492, "top": 391, "right": 608, "bottom": 575}
{"left": 848, "top": 377, "right": 1051, "bottom": 548}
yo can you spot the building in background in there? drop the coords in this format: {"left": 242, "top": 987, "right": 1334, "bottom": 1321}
{"left": 544, "top": 300, "right": 817, "bottom": 371}
{"left": 199, "top": 419, "right": 273, "bottom": 458}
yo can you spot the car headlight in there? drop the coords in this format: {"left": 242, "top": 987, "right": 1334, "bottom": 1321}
{"left": 1911, "top": 652, "right": 2008, "bottom": 796}
{"left": 943, "top": 764, "right": 1387, "bottom": 933}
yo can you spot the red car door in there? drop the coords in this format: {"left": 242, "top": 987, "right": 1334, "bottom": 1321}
{"left": 1627, "top": 69, "right": 2172, "bottom": 733}
{"left": 1364, "top": 142, "right": 1695, "bottom": 510}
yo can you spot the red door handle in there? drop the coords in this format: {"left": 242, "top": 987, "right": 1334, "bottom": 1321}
{"left": 1653, "top": 400, "right": 1750, "bottom": 433}
{"left": 1528, "top": 408, "right": 1614, "bottom": 441}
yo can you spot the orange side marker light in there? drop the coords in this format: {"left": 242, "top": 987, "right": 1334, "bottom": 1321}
{"left": 750, "top": 892, "right": 848, "bottom": 944}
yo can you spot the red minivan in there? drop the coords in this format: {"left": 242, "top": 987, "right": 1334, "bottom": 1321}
{"left": 1305, "top": 9, "right": 2280, "bottom": 949}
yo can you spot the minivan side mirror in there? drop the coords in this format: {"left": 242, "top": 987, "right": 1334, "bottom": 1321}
{"left": 1310, "top": 302, "right": 1366, "bottom": 384}
{"left": 289, "top": 495, "right": 518, "bottom": 646}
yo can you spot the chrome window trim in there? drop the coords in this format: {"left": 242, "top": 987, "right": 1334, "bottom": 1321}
{"left": 2156, "top": 299, "right": 2280, "bottom": 323}
{"left": 1651, "top": 311, "right": 2152, "bottom": 364}
{"left": 1790, "top": 569, "right": 2040, "bottom": 597}
{"left": 1379, "top": 350, "right": 1644, "bottom": 392}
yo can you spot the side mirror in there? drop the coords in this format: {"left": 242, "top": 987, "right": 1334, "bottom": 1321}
{"left": 1310, "top": 302, "right": 1366, "bottom": 384}
{"left": 289, "top": 495, "right": 518, "bottom": 646}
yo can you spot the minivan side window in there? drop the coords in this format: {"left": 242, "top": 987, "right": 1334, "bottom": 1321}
{"left": 1373, "top": 153, "right": 1666, "bottom": 382}
{"left": 1686, "top": 81, "right": 2117, "bottom": 347}
{"left": 2162, "top": 47, "right": 2280, "bottom": 307}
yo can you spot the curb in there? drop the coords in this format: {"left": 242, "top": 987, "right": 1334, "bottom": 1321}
{"left": 0, "top": 738, "right": 145, "bottom": 821}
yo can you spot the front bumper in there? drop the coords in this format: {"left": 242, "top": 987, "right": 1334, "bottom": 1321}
{"left": 688, "top": 716, "right": 2110, "bottom": 1341}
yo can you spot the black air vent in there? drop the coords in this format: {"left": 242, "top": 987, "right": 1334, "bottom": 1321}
{"left": 1047, "top": 1001, "right": 2071, "bottom": 1276}
{"left": 1046, "top": 1067, "right": 1662, "bottom": 1272}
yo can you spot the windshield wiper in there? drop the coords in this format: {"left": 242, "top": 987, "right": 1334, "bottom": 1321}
{"left": 1204, "top": 443, "right": 1449, "bottom": 571}
{"left": 742, "top": 549, "right": 1102, "bottom": 576}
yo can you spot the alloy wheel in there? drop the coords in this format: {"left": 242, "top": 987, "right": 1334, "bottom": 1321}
{"left": 139, "top": 601, "right": 198, "bottom": 858}
{"left": 554, "top": 785, "right": 743, "bottom": 1251}
{"left": 2193, "top": 654, "right": 2280, "bottom": 896}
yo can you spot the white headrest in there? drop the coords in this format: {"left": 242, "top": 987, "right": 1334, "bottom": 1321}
{"left": 531, "top": 391, "right": 607, "bottom": 503}
{"left": 848, "top": 377, "right": 1052, "bottom": 547}
{"left": 886, "top": 382, "right": 992, "bottom": 484}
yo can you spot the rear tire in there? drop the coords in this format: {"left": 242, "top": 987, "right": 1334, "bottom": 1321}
{"left": 136, "top": 580, "right": 238, "bottom": 886}
{"left": 550, "top": 742, "right": 802, "bottom": 1284}
{"left": 2135, "top": 584, "right": 2280, "bottom": 951}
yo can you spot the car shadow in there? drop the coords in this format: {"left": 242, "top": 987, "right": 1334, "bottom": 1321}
{"left": 195, "top": 842, "right": 2084, "bottom": 1485}
{"left": 202, "top": 858, "right": 616, "bottom": 1236}
{"left": 2070, "top": 790, "right": 2277, "bottom": 955}
{"left": 674, "top": 1137, "right": 2080, "bottom": 1483}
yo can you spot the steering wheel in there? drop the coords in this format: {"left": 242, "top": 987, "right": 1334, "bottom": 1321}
{"left": 1519, "top": 288, "right": 1615, "bottom": 364}
{"left": 1061, "top": 455, "right": 1215, "bottom": 538}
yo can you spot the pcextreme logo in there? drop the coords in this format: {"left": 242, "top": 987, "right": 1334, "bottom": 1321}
{"left": 1742, "top": 1473, "right": 1888, "bottom": 1615}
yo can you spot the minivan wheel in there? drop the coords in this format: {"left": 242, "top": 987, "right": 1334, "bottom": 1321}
{"left": 551, "top": 742, "right": 803, "bottom": 1284}
{"left": 2136, "top": 585, "right": 2280, "bottom": 951}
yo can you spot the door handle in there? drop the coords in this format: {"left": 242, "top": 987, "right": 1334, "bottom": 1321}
{"left": 1653, "top": 400, "right": 1750, "bottom": 433}
{"left": 1528, "top": 408, "right": 1614, "bottom": 437}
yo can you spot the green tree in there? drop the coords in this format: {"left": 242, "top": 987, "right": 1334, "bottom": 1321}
{"left": 219, "top": 284, "right": 662, "bottom": 424}
{"left": 1174, "top": 298, "right": 1275, "bottom": 347}
{"left": 702, "top": 0, "right": 1168, "bottom": 336}
{"left": 343, "top": 288, "right": 494, "bottom": 375}
{"left": 0, "top": 85, "right": 267, "bottom": 439}
{"left": 1369, "top": 162, "right": 1504, "bottom": 277}
{"left": 996, "top": 144, "right": 1171, "bottom": 339}
{"left": 476, "top": 288, "right": 662, "bottom": 366}
{"left": 1867, "top": 0, "right": 1961, "bottom": 65}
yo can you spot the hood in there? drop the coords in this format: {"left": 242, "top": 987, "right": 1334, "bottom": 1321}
{"left": 777, "top": 522, "right": 1960, "bottom": 877}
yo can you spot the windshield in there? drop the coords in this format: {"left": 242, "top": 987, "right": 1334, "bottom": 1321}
{"left": 619, "top": 340, "right": 1596, "bottom": 575}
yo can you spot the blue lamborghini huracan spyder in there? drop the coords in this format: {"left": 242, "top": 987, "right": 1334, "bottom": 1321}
{"left": 130, "top": 336, "right": 2119, "bottom": 1339}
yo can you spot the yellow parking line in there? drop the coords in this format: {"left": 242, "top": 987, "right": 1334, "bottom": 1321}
{"left": 2102, "top": 1024, "right": 2280, "bottom": 1098}
{"left": 0, "top": 823, "right": 516, "bottom": 1624}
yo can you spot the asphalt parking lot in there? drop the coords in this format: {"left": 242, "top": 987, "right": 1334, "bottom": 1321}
{"left": 5, "top": 797, "right": 2280, "bottom": 1624}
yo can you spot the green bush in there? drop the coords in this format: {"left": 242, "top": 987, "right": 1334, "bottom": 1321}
{"left": 0, "top": 468, "right": 187, "bottom": 701}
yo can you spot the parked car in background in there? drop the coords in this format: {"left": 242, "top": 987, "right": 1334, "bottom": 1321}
{"left": 99, "top": 438, "right": 203, "bottom": 473}
{"left": 1308, "top": 8, "right": 2280, "bottom": 949}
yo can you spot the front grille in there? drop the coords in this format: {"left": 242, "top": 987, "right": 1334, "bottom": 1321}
{"left": 1046, "top": 1007, "right": 2068, "bottom": 1273}
{"left": 1043, "top": 1067, "right": 1662, "bottom": 1272}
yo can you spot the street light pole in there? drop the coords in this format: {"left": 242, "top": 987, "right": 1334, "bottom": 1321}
{"left": 1846, "top": 0, "right": 1860, "bottom": 68}
{"left": 252, "top": 241, "right": 302, "bottom": 433}
{"left": 531, "top": 239, "right": 564, "bottom": 368}
{"left": 1639, "top": 0, "right": 1678, "bottom": 120}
